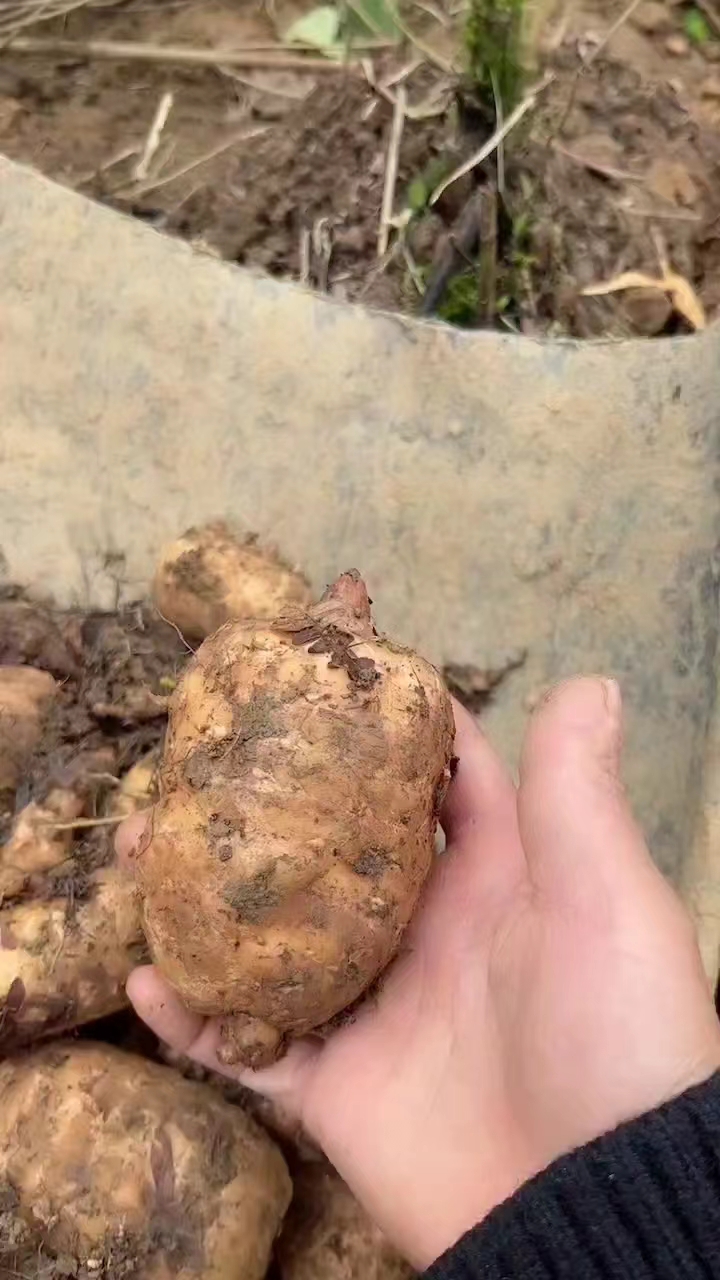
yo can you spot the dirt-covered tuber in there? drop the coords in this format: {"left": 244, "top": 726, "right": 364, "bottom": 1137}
{"left": 0, "top": 752, "right": 156, "bottom": 1052}
{"left": 277, "top": 1165, "right": 415, "bottom": 1280}
{"left": 0, "top": 864, "right": 146, "bottom": 1051}
{"left": 109, "top": 748, "right": 159, "bottom": 819}
{"left": 0, "top": 598, "right": 77, "bottom": 677}
{"left": 153, "top": 521, "right": 312, "bottom": 641}
{"left": 0, "top": 1042, "right": 291, "bottom": 1279}
{"left": 135, "top": 571, "right": 454, "bottom": 1067}
{"left": 0, "top": 664, "right": 56, "bottom": 794}
{"left": 0, "top": 787, "right": 82, "bottom": 900}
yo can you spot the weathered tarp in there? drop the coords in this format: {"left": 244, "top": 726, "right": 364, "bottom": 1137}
{"left": 1, "top": 157, "right": 718, "bottom": 884}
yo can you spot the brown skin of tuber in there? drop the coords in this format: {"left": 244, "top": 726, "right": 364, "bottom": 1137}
{"left": 0, "top": 752, "right": 155, "bottom": 1052}
{"left": 0, "top": 787, "right": 83, "bottom": 901}
{"left": 0, "top": 665, "right": 57, "bottom": 795}
{"left": 108, "top": 748, "right": 159, "bottom": 819}
{"left": 153, "top": 521, "right": 312, "bottom": 641}
{"left": 0, "top": 1042, "right": 291, "bottom": 1279}
{"left": 135, "top": 571, "right": 454, "bottom": 1068}
{"left": 0, "top": 864, "right": 147, "bottom": 1051}
{"left": 277, "top": 1164, "right": 415, "bottom": 1280}
{"left": 0, "top": 599, "right": 77, "bottom": 677}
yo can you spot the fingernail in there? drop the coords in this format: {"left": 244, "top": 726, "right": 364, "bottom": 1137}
{"left": 538, "top": 677, "right": 622, "bottom": 744}
{"left": 601, "top": 677, "right": 621, "bottom": 724}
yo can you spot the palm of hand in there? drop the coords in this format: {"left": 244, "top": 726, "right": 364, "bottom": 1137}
{"left": 123, "top": 680, "right": 720, "bottom": 1271}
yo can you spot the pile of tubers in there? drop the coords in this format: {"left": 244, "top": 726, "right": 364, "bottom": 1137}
{"left": 0, "top": 522, "right": 453, "bottom": 1280}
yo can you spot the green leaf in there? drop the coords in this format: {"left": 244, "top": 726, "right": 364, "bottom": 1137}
{"left": 684, "top": 8, "right": 711, "bottom": 42}
{"left": 284, "top": 5, "right": 341, "bottom": 48}
{"left": 407, "top": 176, "right": 429, "bottom": 212}
{"left": 346, "top": 0, "right": 400, "bottom": 39}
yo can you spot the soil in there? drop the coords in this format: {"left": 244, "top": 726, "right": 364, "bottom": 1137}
{"left": 0, "top": 587, "right": 185, "bottom": 881}
{"left": 0, "top": 0, "right": 719, "bottom": 336}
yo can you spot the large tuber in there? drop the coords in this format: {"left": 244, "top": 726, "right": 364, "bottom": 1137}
{"left": 277, "top": 1165, "right": 415, "bottom": 1280}
{"left": 0, "top": 664, "right": 56, "bottom": 795}
{"left": 135, "top": 571, "right": 454, "bottom": 1067}
{"left": 153, "top": 521, "right": 312, "bottom": 641}
{"left": 0, "top": 1042, "right": 291, "bottom": 1279}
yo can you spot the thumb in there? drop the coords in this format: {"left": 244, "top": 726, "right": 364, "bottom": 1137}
{"left": 518, "top": 677, "right": 663, "bottom": 909}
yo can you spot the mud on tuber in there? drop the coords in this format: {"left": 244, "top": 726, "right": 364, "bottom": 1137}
{"left": 134, "top": 569, "right": 455, "bottom": 1067}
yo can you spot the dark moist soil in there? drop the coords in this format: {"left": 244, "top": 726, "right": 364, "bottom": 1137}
{"left": 0, "top": 587, "right": 186, "bottom": 886}
{"left": 1, "top": 0, "right": 720, "bottom": 335}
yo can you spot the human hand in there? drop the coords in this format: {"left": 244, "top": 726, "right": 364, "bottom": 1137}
{"left": 118, "top": 678, "right": 720, "bottom": 1270}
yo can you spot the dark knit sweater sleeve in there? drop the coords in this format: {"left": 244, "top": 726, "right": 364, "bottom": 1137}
{"left": 425, "top": 1073, "right": 720, "bottom": 1280}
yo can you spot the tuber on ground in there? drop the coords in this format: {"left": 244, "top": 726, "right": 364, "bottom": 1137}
{"left": 0, "top": 665, "right": 57, "bottom": 795}
{"left": 0, "top": 863, "right": 146, "bottom": 1051}
{"left": 0, "top": 752, "right": 155, "bottom": 1052}
{"left": 0, "top": 598, "right": 77, "bottom": 677}
{"left": 152, "top": 521, "right": 312, "bottom": 641}
{"left": 135, "top": 570, "right": 454, "bottom": 1067}
{"left": 276, "top": 1165, "right": 414, "bottom": 1280}
{"left": 159, "top": 1042, "right": 319, "bottom": 1158}
{"left": 0, "top": 787, "right": 83, "bottom": 901}
{"left": 0, "top": 1041, "right": 291, "bottom": 1279}
{"left": 109, "top": 748, "right": 159, "bottom": 819}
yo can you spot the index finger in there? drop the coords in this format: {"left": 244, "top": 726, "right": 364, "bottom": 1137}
{"left": 442, "top": 698, "right": 517, "bottom": 842}
{"left": 115, "top": 810, "right": 150, "bottom": 870}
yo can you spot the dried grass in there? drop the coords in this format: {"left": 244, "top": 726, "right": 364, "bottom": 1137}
{"left": 0, "top": 0, "right": 192, "bottom": 39}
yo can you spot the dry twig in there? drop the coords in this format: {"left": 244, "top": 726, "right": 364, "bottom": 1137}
{"left": 0, "top": 0, "right": 89, "bottom": 41}
{"left": 74, "top": 143, "right": 139, "bottom": 187}
{"left": 1, "top": 34, "right": 360, "bottom": 70}
{"left": 582, "top": 269, "right": 706, "bottom": 330}
{"left": 155, "top": 607, "right": 196, "bottom": 653}
{"left": 378, "top": 82, "right": 407, "bottom": 257}
{"left": 430, "top": 73, "right": 553, "bottom": 205}
{"left": 118, "top": 125, "right": 270, "bottom": 199}
{"left": 134, "top": 90, "right": 174, "bottom": 182}
{"left": 48, "top": 815, "right": 127, "bottom": 830}
{"left": 583, "top": 0, "right": 644, "bottom": 67}
{"left": 382, "top": 53, "right": 423, "bottom": 88}
{"left": 553, "top": 141, "right": 643, "bottom": 183}
{"left": 553, "top": 0, "right": 644, "bottom": 139}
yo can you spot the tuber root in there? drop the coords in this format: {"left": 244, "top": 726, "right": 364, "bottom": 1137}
{"left": 277, "top": 1164, "right": 415, "bottom": 1280}
{"left": 152, "top": 521, "right": 312, "bottom": 641}
{"left": 0, "top": 1041, "right": 291, "bottom": 1279}
{"left": 135, "top": 570, "right": 454, "bottom": 1067}
{"left": 0, "top": 664, "right": 57, "bottom": 795}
